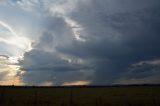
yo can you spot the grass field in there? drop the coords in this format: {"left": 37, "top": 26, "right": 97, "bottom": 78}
{"left": 0, "top": 85, "right": 160, "bottom": 106}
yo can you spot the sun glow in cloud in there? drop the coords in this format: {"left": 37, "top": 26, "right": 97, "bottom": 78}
{"left": 63, "top": 80, "right": 91, "bottom": 86}
{"left": 39, "top": 81, "right": 53, "bottom": 86}
{"left": 0, "top": 20, "right": 32, "bottom": 85}
{"left": 0, "top": 21, "right": 32, "bottom": 54}
{"left": 0, "top": 55, "right": 24, "bottom": 85}
{"left": 0, "top": 76, "right": 24, "bottom": 86}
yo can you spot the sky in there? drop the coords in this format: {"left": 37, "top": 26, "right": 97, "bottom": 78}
{"left": 0, "top": 0, "right": 160, "bottom": 86}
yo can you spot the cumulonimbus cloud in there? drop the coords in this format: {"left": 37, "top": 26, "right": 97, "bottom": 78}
{"left": 1, "top": 0, "right": 160, "bottom": 85}
{"left": 21, "top": 0, "right": 160, "bottom": 85}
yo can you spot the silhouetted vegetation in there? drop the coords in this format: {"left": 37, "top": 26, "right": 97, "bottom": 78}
{"left": 0, "top": 85, "right": 160, "bottom": 106}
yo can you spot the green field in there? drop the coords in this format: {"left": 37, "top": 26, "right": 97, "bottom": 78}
{"left": 0, "top": 85, "right": 160, "bottom": 106}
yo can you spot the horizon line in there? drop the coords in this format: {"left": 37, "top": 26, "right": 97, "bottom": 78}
{"left": 0, "top": 84, "right": 160, "bottom": 88}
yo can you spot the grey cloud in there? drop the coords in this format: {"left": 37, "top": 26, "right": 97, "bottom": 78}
{"left": 19, "top": 0, "right": 160, "bottom": 85}
{"left": 19, "top": 16, "right": 92, "bottom": 85}
{"left": 23, "top": 70, "right": 92, "bottom": 86}
{"left": 20, "top": 48, "right": 92, "bottom": 85}
{"left": 20, "top": 49, "right": 90, "bottom": 72}
{"left": 57, "top": 0, "right": 160, "bottom": 84}
{"left": 114, "top": 60, "right": 160, "bottom": 84}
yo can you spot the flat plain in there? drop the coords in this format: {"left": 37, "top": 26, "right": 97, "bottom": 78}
{"left": 0, "top": 85, "right": 160, "bottom": 106}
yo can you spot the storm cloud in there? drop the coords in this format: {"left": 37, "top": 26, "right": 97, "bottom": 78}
{"left": 0, "top": 0, "right": 160, "bottom": 85}
{"left": 60, "top": 0, "right": 160, "bottom": 84}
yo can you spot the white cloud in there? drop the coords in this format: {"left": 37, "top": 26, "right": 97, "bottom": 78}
{"left": 133, "top": 59, "right": 160, "bottom": 66}
{"left": 0, "top": 21, "right": 32, "bottom": 56}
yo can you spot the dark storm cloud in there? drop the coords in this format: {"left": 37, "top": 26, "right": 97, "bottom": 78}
{"left": 20, "top": 0, "right": 160, "bottom": 85}
{"left": 57, "top": 0, "right": 160, "bottom": 84}
{"left": 19, "top": 15, "right": 92, "bottom": 85}
{"left": 113, "top": 60, "right": 160, "bottom": 84}
{"left": 20, "top": 49, "right": 90, "bottom": 72}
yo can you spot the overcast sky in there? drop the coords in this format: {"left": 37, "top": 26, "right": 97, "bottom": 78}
{"left": 0, "top": 0, "right": 160, "bottom": 86}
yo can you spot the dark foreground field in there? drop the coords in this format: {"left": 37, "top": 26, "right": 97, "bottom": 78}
{"left": 0, "top": 85, "right": 160, "bottom": 106}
